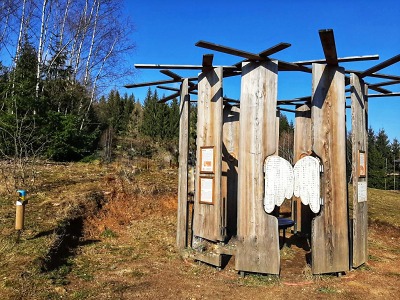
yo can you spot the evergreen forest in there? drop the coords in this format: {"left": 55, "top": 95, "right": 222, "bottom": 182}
{"left": 0, "top": 0, "right": 398, "bottom": 191}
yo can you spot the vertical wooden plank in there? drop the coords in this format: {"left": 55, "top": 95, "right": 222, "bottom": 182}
{"left": 235, "top": 61, "right": 280, "bottom": 275}
{"left": 274, "top": 111, "right": 280, "bottom": 156}
{"left": 177, "top": 79, "right": 190, "bottom": 249}
{"left": 311, "top": 63, "right": 349, "bottom": 274}
{"left": 193, "top": 67, "right": 224, "bottom": 242}
{"left": 351, "top": 73, "right": 368, "bottom": 268}
{"left": 222, "top": 105, "right": 240, "bottom": 239}
{"left": 293, "top": 104, "right": 312, "bottom": 235}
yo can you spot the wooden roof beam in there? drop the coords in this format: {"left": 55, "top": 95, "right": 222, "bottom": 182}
{"left": 360, "top": 54, "right": 400, "bottom": 78}
{"left": 319, "top": 29, "right": 338, "bottom": 66}
{"left": 259, "top": 42, "right": 291, "bottom": 57}
{"left": 135, "top": 63, "right": 236, "bottom": 70}
{"left": 160, "top": 70, "right": 183, "bottom": 81}
{"left": 125, "top": 78, "right": 180, "bottom": 88}
{"left": 157, "top": 85, "right": 198, "bottom": 95}
{"left": 346, "top": 92, "right": 400, "bottom": 99}
{"left": 345, "top": 71, "right": 400, "bottom": 81}
{"left": 196, "top": 40, "right": 261, "bottom": 60}
{"left": 293, "top": 54, "right": 379, "bottom": 65}
{"left": 368, "top": 79, "right": 400, "bottom": 88}
{"left": 196, "top": 40, "right": 291, "bottom": 61}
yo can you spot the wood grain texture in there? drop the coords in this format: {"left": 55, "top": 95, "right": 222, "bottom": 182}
{"left": 176, "top": 79, "right": 190, "bottom": 249}
{"left": 293, "top": 104, "right": 312, "bottom": 235}
{"left": 351, "top": 73, "right": 368, "bottom": 268}
{"left": 193, "top": 67, "right": 224, "bottom": 242}
{"left": 222, "top": 105, "right": 240, "bottom": 239}
{"left": 235, "top": 61, "right": 280, "bottom": 275}
{"left": 311, "top": 63, "right": 349, "bottom": 274}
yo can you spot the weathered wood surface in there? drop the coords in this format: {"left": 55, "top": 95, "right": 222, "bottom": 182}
{"left": 293, "top": 104, "right": 312, "bottom": 235}
{"left": 177, "top": 79, "right": 190, "bottom": 249}
{"left": 275, "top": 111, "right": 280, "bottom": 155}
{"left": 351, "top": 73, "right": 368, "bottom": 268}
{"left": 222, "top": 105, "right": 240, "bottom": 239}
{"left": 235, "top": 61, "right": 280, "bottom": 275}
{"left": 193, "top": 67, "right": 224, "bottom": 242}
{"left": 311, "top": 63, "right": 349, "bottom": 274}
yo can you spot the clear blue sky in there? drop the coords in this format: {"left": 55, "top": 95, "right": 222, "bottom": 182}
{"left": 123, "top": 0, "right": 400, "bottom": 142}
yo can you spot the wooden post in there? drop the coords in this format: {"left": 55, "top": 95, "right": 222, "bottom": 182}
{"left": 176, "top": 79, "right": 190, "bottom": 249}
{"left": 236, "top": 61, "right": 280, "bottom": 275}
{"left": 193, "top": 67, "right": 224, "bottom": 242}
{"left": 311, "top": 63, "right": 349, "bottom": 274}
{"left": 222, "top": 104, "right": 240, "bottom": 239}
{"left": 293, "top": 104, "right": 312, "bottom": 235}
{"left": 351, "top": 73, "right": 368, "bottom": 268}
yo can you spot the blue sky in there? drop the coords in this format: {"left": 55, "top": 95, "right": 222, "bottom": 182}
{"left": 123, "top": 0, "right": 400, "bottom": 142}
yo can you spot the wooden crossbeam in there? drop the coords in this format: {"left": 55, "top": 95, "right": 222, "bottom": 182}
{"left": 368, "top": 85, "right": 392, "bottom": 94}
{"left": 160, "top": 70, "right": 183, "bottom": 80}
{"left": 277, "top": 101, "right": 304, "bottom": 106}
{"left": 158, "top": 91, "right": 180, "bottom": 103}
{"left": 258, "top": 42, "right": 291, "bottom": 57}
{"left": 160, "top": 70, "right": 197, "bottom": 87}
{"left": 135, "top": 63, "right": 236, "bottom": 70}
{"left": 360, "top": 54, "right": 400, "bottom": 78}
{"left": 293, "top": 55, "right": 379, "bottom": 65}
{"left": 319, "top": 29, "right": 338, "bottom": 66}
{"left": 157, "top": 85, "right": 198, "bottom": 95}
{"left": 368, "top": 79, "right": 400, "bottom": 88}
{"left": 278, "top": 60, "right": 312, "bottom": 73}
{"left": 278, "top": 97, "right": 312, "bottom": 103}
{"left": 125, "top": 78, "right": 179, "bottom": 88}
{"left": 346, "top": 92, "right": 400, "bottom": 99}
{"left": 223, "top": 97, "right": 240, "bottom": 104}
{"left": 345, "top": 70, "right": 400, "bottom": 80}
{"left": 277, "top": 107, "right": 297, "bottom": 113}
{"left": 196, "top": 40, "right": 261, "bottom": 60}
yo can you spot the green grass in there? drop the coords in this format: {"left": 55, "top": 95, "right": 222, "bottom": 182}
{"left": 368, "top": 189, "right": 400, "bottom": 227}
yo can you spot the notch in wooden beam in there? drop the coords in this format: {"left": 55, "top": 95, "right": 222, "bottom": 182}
{"left": 319, "top": 29, "right": 338, "bottom": 66}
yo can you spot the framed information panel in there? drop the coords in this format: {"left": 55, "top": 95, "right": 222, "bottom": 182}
{"left": 199, "top": 176, "right": 214, "bottom": 204}
{"left": 358, "top": 151, "right": 366, "bottom": 178}
{"left": 200, "top": 146, "right": 214, "bottom": 174}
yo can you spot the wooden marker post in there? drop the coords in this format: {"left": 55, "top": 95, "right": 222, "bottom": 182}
{"left": 236, "top": 61, "right": 280, "bottom": 275}
{"left": 15, "top": 190, "right": 27, "bottom": 231}
{"left": 311, "top": 63, "right": 349, "bottom": 274}
{"left": 177, "top": 79, "right": 190, "bottom": 249}
{"left": 193, "top": 67, "right": 224, "bottom": 242}
{"left": 351, "top": 73, "right": 368, "bottom": 268}
{"left": 293, "top": 104, "right": 312, "bottom": 235}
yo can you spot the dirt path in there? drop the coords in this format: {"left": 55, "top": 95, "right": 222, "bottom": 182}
{"left": 55, "top": 194, "right": 400, "bottom": 300}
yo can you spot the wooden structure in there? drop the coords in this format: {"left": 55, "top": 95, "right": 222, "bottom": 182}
{"left": 125, "top": 29, "right": 400, "bottom": 277}
{"left": 236, "top": 60, "right": 280, "bottom": 275}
